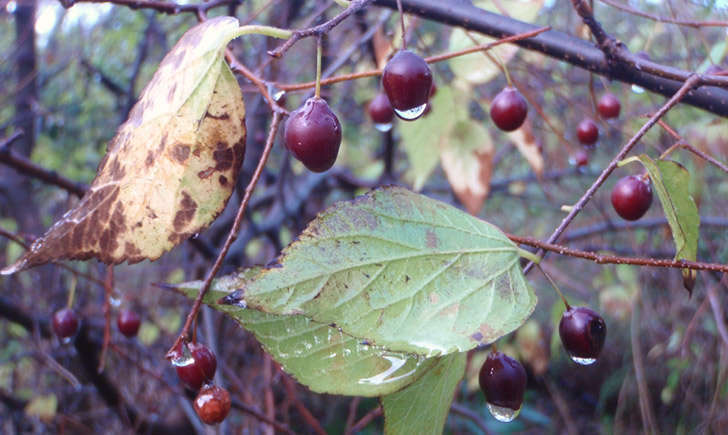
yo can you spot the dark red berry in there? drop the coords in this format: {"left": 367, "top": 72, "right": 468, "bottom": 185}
{"left": 490, "top": 86, "right": 528, "bottom": 132}
{"left": 117, "top": 309, "right": 141, "bottom": 338}
{"left": 572, "top": 149, "right": 588, "bottom": 167}
{"left": 174, "top": 342, "right": 217, "bottom": 391}
{"left": 52, "top": 308, "right": 79, "bottom": 339}
{"left": 429, "top": 82, "right": 438, "bottom": 98}
{"left": 559, "top": 306, "right": 606, "bottom": 364}
{"left": 576, "top": 118, "right": 599, "bottom": 145}
{"left": 194, "top": 385, "right": 231, "bottom": 425}
{"left": 597, "top": 93, "right": 621, "bottom": 119}
{"left": 611, "top": 175, "right": 653, "bottom": 221}
{"left": 368, "top": 92, "right": 394, "bottom": 125}
{"left": 479, "top": 351, "right": 527, "bottom": 414}
{"left": 284, "top": 97, "right": 342, "bottom": 172}
{"left": 381, "top": 50, "right": 432, "bottom": 120}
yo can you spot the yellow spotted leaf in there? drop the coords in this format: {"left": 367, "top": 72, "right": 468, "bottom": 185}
{"left": 3, "top": 17, "right": 246, "bottom": 274}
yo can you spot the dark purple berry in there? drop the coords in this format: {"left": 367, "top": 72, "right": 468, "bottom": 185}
{"left": 490, "top": 87, "right": 528, "bottom": 132}
{"left": 597, "top": 93, "right": 621, "bottom": 119}
{"left": 611, "top": 175, "right": 653, "bottom": 221}
{"left": 52, "top": 308, "right": 79, "bottom": 339}
{"left": 117, "top": 309, "right": 141, "bottom": 338}
{"left": 284, "top": 97, "right": 342, "bottom": 172}
{"left": 174, "top": 342, "right": 217, "bottom": 391}
{"left": 559, "top": 306, "right": 606, "bottom": 364}
{"left": 368, "top": 92, "right": 394, "bottom": 125}
{"left": 381, "top": 50, "right": 432, "bottom": 120}
{"left": 194, "top": 384, "right": 231, "bottom": 425}
{"left": 479, "top": 351, "right": 527, "bottom": 418}
{"left": 576, "top": 118, "right": 599, "bottom": 145}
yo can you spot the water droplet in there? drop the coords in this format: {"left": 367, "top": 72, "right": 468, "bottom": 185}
{"left": 394, "top": 103, "right": 427, "bottom": 120}
{"left": 61, "top": 336, "right": 72, "bottom": 345}
{"left": 267, "top": 83, "right": 285, "bottom": 103}
{"left": 171, "top": 353, "right": 194, "bottom": 367}
{"left": 374, "top": 122, "right": 393, "bottom": 132}
{"left": 570, "top": 355, "right": 597, "bottom": 365}
{"left": 487, "top": 403, "right": 520, "bottom": 422}
{"left": 109, "top": 295, "right": 121, "bottom": 308}
{"left": 192, "top": 233, "right": 200, "bottom": 239}
{"left": 631, "top": 84, "right": 645, "bottom": 94}
{"left": 358, "top": 353, "right": 414, "bottom": 385}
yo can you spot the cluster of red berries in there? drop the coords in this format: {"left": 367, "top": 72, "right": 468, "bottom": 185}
{"left": 52, "top": 305, "right": 229, "bottom": 425}
{"left": 284, "top": 49, "right": 434, "bottom": 173}
{"left": 51, "top": 307, "right": 143, "bottom": 340}
{"left": 479, "top": 305, "right": 606, "bottom": 422}
{"left": 571, "top": 93, "right": 621, "bottom": 167}
{"left": 170, "top": 341, "right": 231, "bottom": 425}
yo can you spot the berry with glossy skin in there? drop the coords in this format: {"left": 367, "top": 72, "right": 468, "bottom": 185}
{"left": 611, "top": 175, "right": 653, "bottom": 221}
{"left": 572, "top": 149, "right": 588, "bottom": 167}
{"left": 490, "top": 87, "right": 528, "bottom": 132}
{"left": 284, "top": 97, "right": 342, "bottom": 172}
{"left": 576, "top": 118, "right": 599, "bottom": 145}
{"left": 368, "top": 92, "right": 394, "bottom": 125}
{"left": 381, "top": 50, "right": 432, "bottom": 120}
{"left": 174, "top": 342, "right": 217, "bottom": 391}
{"left": 479, "top": 351, "right": 527, "bottom": 420}
{"left": 559, "top": 306, "right": 607, "bottom": 364}
{"left": 52, "top": 308, "right": 79, "bottom": 339}
{"left": 117, "top": 309, "right": 141, "bottom": 338}
{"left": 194, "top": 385, "right": 231, "bottom": 425}
{"left": 597, "top": 93, "right": 621, "bottom": 119}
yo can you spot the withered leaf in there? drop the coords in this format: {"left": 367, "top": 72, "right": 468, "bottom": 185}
{"left": 3, "top": 17, "right": 246, "bottom": 274}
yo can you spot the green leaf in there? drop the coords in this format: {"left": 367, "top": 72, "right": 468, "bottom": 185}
{"left": 400, "top": 86, "right": 457, "bottom": 190}
{"left": 243, "top": 187, "right": 536, "bottom": 357}
{"left": 381, "top": 352, "right": 466, "bottom": 435}
{"left": 630, "top": 155, "right": 700, "bottom": 263}
{"left": 173, "top": 270, "right": 436, "bottom": 397}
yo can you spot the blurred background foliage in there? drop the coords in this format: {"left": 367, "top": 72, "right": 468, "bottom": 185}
{"left": 1, "top": 0, "right": 728, "bottom": 433}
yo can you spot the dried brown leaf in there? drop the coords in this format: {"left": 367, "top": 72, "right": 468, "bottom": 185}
{"left": 3, "top": 18, "right": 246, "bottom": 274}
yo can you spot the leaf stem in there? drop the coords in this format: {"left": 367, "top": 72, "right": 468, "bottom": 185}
{"left": 536, "top": 263, "right": 570, "bottom": 309}
{"left": 396, "top": 0, "right": 407, "bottom": 49}
{"left": 517, "top": 248, "right": 540, "bottom": 265}
{"left": 315, "top": 35, "right": 323, "bottom": 98}
{"left": 234, "top": 24, "right": 293, "bottom": 40}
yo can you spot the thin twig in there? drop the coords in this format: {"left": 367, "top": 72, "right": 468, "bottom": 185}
{"left": 268, "top": 0, "right": 375, "bottom": 58}
{"left": 598, "top": 0, "right": 728, "bottom": 28}
{"left": 59, "top": 0, "right": 238, "bottom": 15}
{"left": 230, "top": 399, "right": 296, "bottom": 435}
{"left": 522, "top": 75, "right": 702, "bottom": 274}
{"left": 0, "top": 144, "right": 88, "bottom": 197}
{"left": 166, "top": 112, "right": 283, "bottom": 358}
{"left": 276, "top": 26, "right": 550, "bottom": 91}
{"left": 707, "top": 285, "right": 728, "bottom": 349}
{"left": 348, "top": 405, "right": 382, "bottom": 433}
{"left": 449, "top": 403, "right": 492, "bottom": 434}
{"left": 562, "top": 216, "right": 728, "bottom": 242}
{"left": 282, "top": 375, "right": 327, "bottom": 435}
{"left": 631, "top": 291, "right": 658, "bottom": 433}
{"left": 510, "top": 233, "right": 728, "bottom": 273}
{"left": 98, "top": 265, "right": 114, "bottom": 373}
